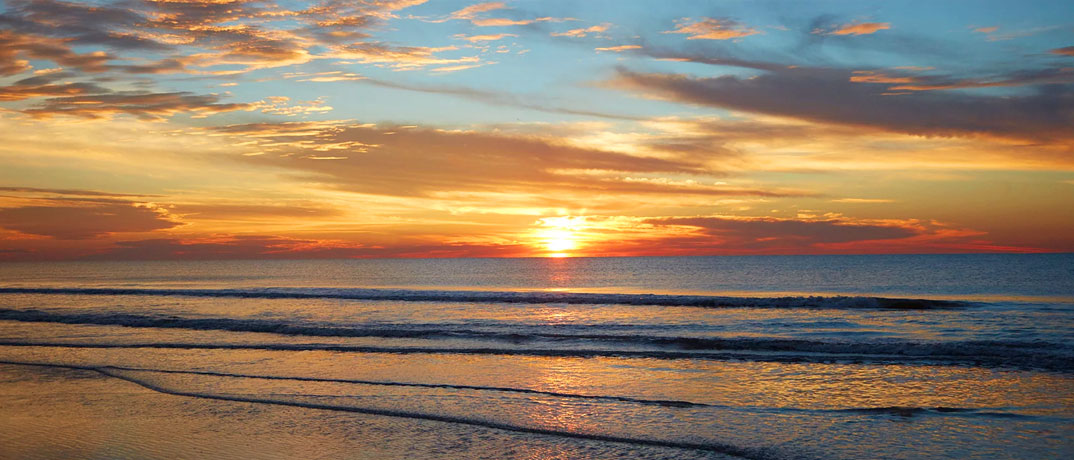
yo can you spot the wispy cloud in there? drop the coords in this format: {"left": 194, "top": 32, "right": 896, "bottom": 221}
{"left": 815, "top": 21, "right": 891, "bottom": 36}
{"left": 552, "top": 24, "right": 610, "bottom": 38}
{"left": 454, "top": 33, "right": 517, "bottom": 43}
{"left": 664, "top": 17, "right": 759, "bottom": 40}
{"left": 595, "top": 45, "right": 641, "bottom": 52}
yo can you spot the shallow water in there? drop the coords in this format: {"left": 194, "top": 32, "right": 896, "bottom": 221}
{"left": 1, "top": 255, "right": 1072, "bottom": 459}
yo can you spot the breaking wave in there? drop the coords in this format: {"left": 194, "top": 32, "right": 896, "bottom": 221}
{"left": 0, "top": 287, "right": 970, "bottom": 309}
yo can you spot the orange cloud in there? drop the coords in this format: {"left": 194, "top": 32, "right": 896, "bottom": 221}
{"left": 552, "top": 24, "right": 610, "bottom": 38}
{"left": 0, "top": 202, "right": 179, "bottom": 239}
{"left": 449, "top": 2, "right": 508, "bottom": 20}
{"left": 440, "top": 1, "right": 553, "bottom": 27}
{"left": 849, "top": 71, "right": 916, "bottom": 84}
{"left": 454, "top": 33, "right": 517, "bottom": 43}
{"left": 664, "top": 18, "right": 759, "bottom": 40}
{"left": 332, "top": 42, "right": 480, "bottom": 71}
{"left": 595, "top": 45, "right": 642, "bottom": 52}
{"left": 817, "top": 22, "right": 891, "bottom": 36}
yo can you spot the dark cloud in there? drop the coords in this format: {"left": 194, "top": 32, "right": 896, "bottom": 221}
{"left": 0, "top": 203, "right": 179, "bottom": 239}
{"left": 558, "top": 215, "right": 930, "bottom": 256}
{"left": 113, "top": 58, "right": 188, "bottom": 74}
{"left": 851, "top": 67, "right": 1074, "bottom": 92}
{"left": 0, "top": 186, "right": 157, "bottom": 198}
{"left": 0, "top": 30, "right": 114, "bottom": 75}
{"left": 0, "top": 0, "right": 165, "bottom": 50}
{"left": 0, "top": 0, "right": 393, "bottom": 77}
{"left": 564, "top": 215, "right": 1028, "bottom": 256}
{"left": 649, "top": 216, "right": 917, "bottom": 246}
{"left": 608, "top": 66, "right": 1074, "bottom": 142}
{"left": 24, "top": 91, "right": 251, "bottom": 119}
{"left": 0, "top": 79, "right": 108, "bottom": 101}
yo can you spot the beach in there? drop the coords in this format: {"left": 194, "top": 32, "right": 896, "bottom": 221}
{"left": 1, "top": 255, "right": 1072, "bottom": 459}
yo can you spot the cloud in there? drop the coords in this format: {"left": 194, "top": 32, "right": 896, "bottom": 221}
{"left": 607, "top": 66, "right": 1074, "bottom": 143}
{"left": 1052, "top": 46, "right": 1074, "bottom": 57}
{"left": 250, "top": 96, "right": 333, "bottom": 116}
{"left": 570, "top": 215, "right": 1027, "bottom": 255}
{"left": 0, "top": 202, "right": 179, "bottom": 239}
{"left": 664, "top": 18, "right": 759, "bottom": 40}
{"left": 79, "top": 236, "right": 530, "bottom": 261}
{"left": 282, "top": 70, "right": 365, "bottom": 82}
{"left": 0, "top": 30, "right": 113, "bottom": 75}
{"left": 454, "top": 33, "right": 517, "bottom": 43}
{"left": 815, "top": 22, "right": 891, "bottom": 36}
{"left": 849, "top": 68, "right": 1074, "bottom": 91}
{"left": 831, "top": 198, "right": 895, "bottom": 204}
{"left": 448, "top": 2, "right": 509, "bottom": 20}
{"left": 507, "top": 213, "right": 1030, "bottom": 256}
{"left": 595, "top": 45, "right": 641, "bottom": 52}
{"left": 172, "top": 203, "right": 343, "bottom": 221}
{"left": 359, "top": 77, "right": 647, "bottom": 120}
{"left": 23, "top": 91, "right": 253, "bottom": 120}
{"left": 603, "top": 215, "right": 1042, "bottom": 255}
{"left": 0, "top": 0, "right": 166, "bottom": 50}
{"left": 0, "top": 0, "right": 445, "bottom": 77}
{"left": 975, "top": 25, "right": 1061, "bottom": 42}
{"left": 648, "top": 215, "right": 917, "bottom": 247}
{"left": 551, "top": 24, "right": 609, "bottom": 38}
{"left": 437, "top": 1, "right": 561, "bottom": 27}
{"left": 333, "top": 42, "right": 479, "bottom": 71}
{"left": 0, "top": 71, "right": 109, "bottom": 101}
{"left": 0, "top": 186, "right": 156, "bottom": 198}
{"left": 211, "top": 121, "right": 804, "bottom": 200}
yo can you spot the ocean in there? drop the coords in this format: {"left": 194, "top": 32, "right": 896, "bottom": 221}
{"left": 0, "top": 254, "right": 1072, "bottom": 459}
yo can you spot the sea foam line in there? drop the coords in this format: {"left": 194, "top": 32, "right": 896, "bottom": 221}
{"left": 0, "top": 359, "right": 785, "bottom": 460}
{"left": 2, "top": 341, "right": 1070, "bottom": 372}
{"left": 102, "top": 363, "right": 709, "bottom": 408}
{"left": 1, "top": 308, "right": 1069, "bottom": 370}
{"left": 0, "top": 359, "right": 1045, "bottom": 421}
{"left": 0, "top": 287, "right": 969, "bottom": 309}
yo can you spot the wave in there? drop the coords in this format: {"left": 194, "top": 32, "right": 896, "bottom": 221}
{"left": 92, "top": 363, "right": 712, "bottom": 408}
{"left": 2, "top": 308, "right": 1069, "bottom": 370}
{"left": 1, "top": 308, "right": 1069, "bottom": 369}
{"left": 0, "top": 359, "right": 1046, "bottom": 426}
{"left": 2, "top": 339, "right": 1070, "bottom": 372}
{"left": 0, "top": 287, "right": 970, "bottom": 309}
{"left": 0, "top": 360, "right": 780, "bottom": 460}
{"left": 8, "top": 361, "right": 1043, "bottom": 419}
{"left": 833, "top": 406, "right": 1035, "bottom": 419}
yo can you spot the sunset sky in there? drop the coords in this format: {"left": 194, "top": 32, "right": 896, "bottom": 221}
{"left": 0, "top": 0, "right": 1072, "bottom": 260}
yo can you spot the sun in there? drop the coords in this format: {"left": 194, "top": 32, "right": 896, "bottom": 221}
{"left": 533, "top": 216, "right": 584, "bottom": 257}
{"left": 545, "top": 230, "right": 576, "bottom": 252}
